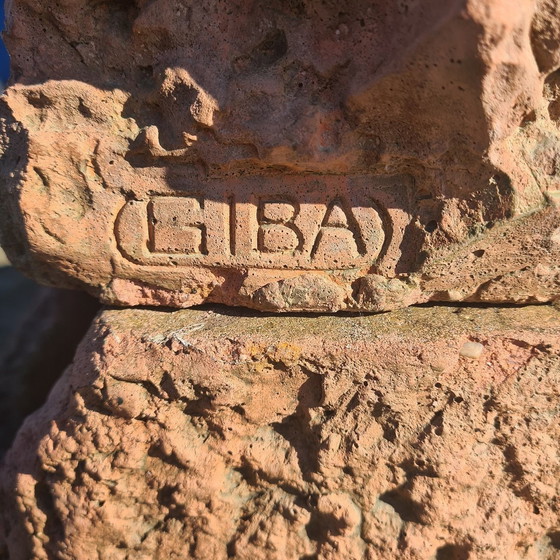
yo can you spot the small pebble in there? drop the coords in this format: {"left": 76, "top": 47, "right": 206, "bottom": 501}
{"left": 446, "top": 290, "right": 463, "bottom": 301}
{"left": 460, "top": 341, "right": 484, "bottom": 360}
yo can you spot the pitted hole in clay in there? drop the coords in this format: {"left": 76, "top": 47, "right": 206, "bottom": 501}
{"left": 548, "top": 531, "right": 560, "bottom": 550}
{"left": 378, "top": 487, "right": 426, "bottom": 524}
{"left": 25, "top": 90, "right": 53, "bottom": 109}
{"left": 425, "top": 220, "right": 438, "bottom": 233}
{"left": 435, "top": 543, "right": 472, "bottom": 560}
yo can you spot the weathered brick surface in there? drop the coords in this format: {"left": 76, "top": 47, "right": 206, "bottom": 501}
{"left": 1, "top": 305, "right": 560, "bottom": 559}
{"left": 1, "top": 0, "right": 560, "bottom": 310}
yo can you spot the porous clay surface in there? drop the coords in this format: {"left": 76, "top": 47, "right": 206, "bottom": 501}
{"left": 1, "top": 0, "right": 560, "bottom": 311}
{"left": 1, "top": 305, "right": 560, "bottom": 559}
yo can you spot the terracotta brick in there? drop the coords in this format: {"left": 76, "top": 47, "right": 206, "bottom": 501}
{"left": 1, "top": 305, "right": 560, "bottom": 559}
{"left": 1, "top": 0, "right": 560, "bottom": 310}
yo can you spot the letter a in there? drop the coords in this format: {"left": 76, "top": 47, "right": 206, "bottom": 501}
{"left": 311, "top": 199, "right": 366, "bottom": 263}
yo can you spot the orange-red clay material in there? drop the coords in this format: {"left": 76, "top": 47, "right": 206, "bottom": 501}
{"left": 1, "top": 305, "right": 560, "bottom": 559}
{"left": 1, "top": 0, "right": 560, "bottom": 310}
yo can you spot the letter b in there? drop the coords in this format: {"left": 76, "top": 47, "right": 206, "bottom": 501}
{"left": 257, "top": 200, "right": 302, "bottom": 253}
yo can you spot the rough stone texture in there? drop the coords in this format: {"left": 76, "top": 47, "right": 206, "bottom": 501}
{"left": 1, "top": 304, "right": 560, "bottom": 559}
{"left": 1, "top": 0, "right": 560, "bottom": 311}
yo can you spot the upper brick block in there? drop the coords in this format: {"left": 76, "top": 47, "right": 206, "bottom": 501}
{"left": 1, "top": 0, "right": 560, "bottom": 311}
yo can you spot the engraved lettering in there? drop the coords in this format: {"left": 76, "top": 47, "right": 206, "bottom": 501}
{"left": 114, "top": 175, "right": 411, "bottom": 271}
{"left": 257, "top": 199, "right": 303, "bottom": 253}
{"left": 311, "top": 198, "right": 366, "bottom": 261}
{"left": 148, "top": 196, "right": 206, "bottom": 255}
